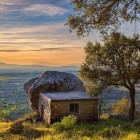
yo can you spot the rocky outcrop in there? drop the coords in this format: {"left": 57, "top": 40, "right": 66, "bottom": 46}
{"left": 24, "top": 71, "right": 85, "bottom": 110}
{"left": 24, "top": 77, "right": 39, "bottom": 94}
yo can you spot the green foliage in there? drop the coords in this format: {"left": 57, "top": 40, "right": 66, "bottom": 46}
{"left": 24, "top": 112, "right": 41, "bottom": 123}
{"left": 80, "top": 32, "right": 140, "bottom": 94}
{"left": 51, "top": 122, "right": 64, "bottom": 132}
{"left": 10, "top": 105, "right": 17, "bottom": 111}
{"left": 61, "top": 114, "right": 77, "bottom": 129}
{"left": 0, "top": 110, "right": 9, "bottom": 119}
{"left": 22, "top": 125, "right": 44, "bottom": 139}
{"left": 100, "top": 113, "right": 109, "bottom": 119}
{"left": 44, "top": 121, "right": 50, "bottom": 128}
{"left": 80, "top": 32, "right": 140, "bottom": 120}
{"left": 0, "top": 118, "right": 140, "bottom": 140}
{"left": 52, "top": 114, "right": 77, "bottom": 131}
{"left": 67, "top": 0, "right": 140, "bottom": 36}
{"left": 24, "top": 111, "right": 38, "bottom": 119}
{"left": 100, "top": 125, "right": 124, "bottom": 139}
{"left": 111, "top": 97, "right": 129, "bottom": 115}
{"left": 10, "top": 120, "right": 24, "bottom": 134}
{"left": 85, "top": 82, "right": 98, "bottom": 95}
{"left": 132, "top": 120, "right": 140, "bottom": 127}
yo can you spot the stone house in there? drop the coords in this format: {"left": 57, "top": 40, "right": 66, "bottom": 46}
{"left": 38, "top": 91, "right": 98, "bottom": 124}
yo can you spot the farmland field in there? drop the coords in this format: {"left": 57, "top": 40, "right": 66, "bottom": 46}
{"left": 0, "top": 71, "right": 139, "bottom": 120}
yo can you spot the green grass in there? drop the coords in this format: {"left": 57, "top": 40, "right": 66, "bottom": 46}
{"left": 0, "top": 118, "right": 140, "bottom": 140}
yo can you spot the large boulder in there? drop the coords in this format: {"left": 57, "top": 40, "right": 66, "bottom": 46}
{"left": 24, "top": 77, "right": 39, "bottom": 94}
{"left": 24, "top": 71, "right": 85, "bottom": 110}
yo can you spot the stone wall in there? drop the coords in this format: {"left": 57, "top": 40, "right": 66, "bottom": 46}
{"left": 39, "top": 93, "right": 98, "bottom": 123}
{"left": 50, "top": 99, "right": 98, "bottom": 123}
{"left": 38, "top": 94, "right": 51, "bottom": 123}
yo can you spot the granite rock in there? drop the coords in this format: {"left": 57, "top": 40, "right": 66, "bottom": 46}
{"left": 24, "top": 71, "right": 85, "bottom": 110}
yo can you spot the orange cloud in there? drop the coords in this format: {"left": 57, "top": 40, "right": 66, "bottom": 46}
{"left": 0, "top": 48, "right": 85, "bottom": 66}
{"left": 0, "top": 22, "right": 92, "bottom": 66}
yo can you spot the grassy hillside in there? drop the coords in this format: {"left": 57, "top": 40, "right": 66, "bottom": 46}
{"left": 0, "top": 117, "right": 140, "bottom": 140}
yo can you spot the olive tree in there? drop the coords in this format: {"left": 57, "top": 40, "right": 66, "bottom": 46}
{"left": 80, "top": 32, "right": 140, "bottom": 121}
{"left": 67, "top": 0, "right": 140, "bottom": 36}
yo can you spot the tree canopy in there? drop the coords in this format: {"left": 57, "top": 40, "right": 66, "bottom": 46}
{"left": 80, "top": 32, "right": 140, "bottom": 120}
{"left": 67, "top": 0, "right": 140, "bottom": 36}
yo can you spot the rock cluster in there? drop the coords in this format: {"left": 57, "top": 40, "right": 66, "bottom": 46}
{"left": 24, "top": 71, "right": 85, "bottom": 110}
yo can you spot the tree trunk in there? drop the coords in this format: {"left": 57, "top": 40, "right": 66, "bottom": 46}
{"left": 129, "top": 88, "right": 136, "bottom": 121}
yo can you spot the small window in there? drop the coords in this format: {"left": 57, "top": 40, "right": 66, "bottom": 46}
{"left": 70, "top": 103, "right": 79, "bottom": 113}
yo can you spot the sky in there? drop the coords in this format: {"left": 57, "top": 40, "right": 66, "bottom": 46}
{"left": 0, "top": 0, "right": 139, "bottom": 66}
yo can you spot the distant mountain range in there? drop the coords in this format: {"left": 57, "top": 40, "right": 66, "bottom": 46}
{"left": 0, "top": 62, "right": 79, "bottom": 72}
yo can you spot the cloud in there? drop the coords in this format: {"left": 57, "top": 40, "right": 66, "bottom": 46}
{"left": 0, "top": 0, "right": 85, "bottom": 66}
{"left": 0, "top": 0, "right": 25, "bottom": 13}
{"left": 0, "top": 3, "right": 8, "bottom": 12}
{"left": 32, "top": 47, "right": 68, "bottom": 51}
{"left": 0, "top": 1, "right": 68, "bottom": 17}
{"left": 0, "top": 22, "right": 88, "bottom": 50}
{"left": 0, "top": 47, "right": 82, "bottom": 53}
{"left": 0, "top": 49, "right": 21, "bottom": 52}
{"left": 22, "top": 4, "right": 68, "bottom": 16}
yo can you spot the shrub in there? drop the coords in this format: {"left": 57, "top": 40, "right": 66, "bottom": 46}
{"left": 44, "top": 121, "right": 50, "bottom": 128}
{"left": 111, "top": 97, "right": 129, "bottom": 115}
{"left": 52, "top": 114, "right": 77, "bottom": 131}
{"left": 0, "top": 110, "right": 9, "bottom": 119}
{"left": 24, "top": 112, "right": 38, "bottom": 119}
{"left": 101, "top": 125, "right": 124, "bottom": 139}
{"left": 122, "top": 123, "right": 132, "bottom": 131}
{"left": 61, "top": 114, "right": 77, "bottom": 129}
{"left": 132, "top": 120, "right": 140, "bottom": 127}
{"left": 22, "top": 126, "right": 44, "bottom": 139}
{"left": 51, "top": 122, "right": 64, "bottom": 132}
{"left": 100, "top": 113, "right": 109, "bottom": 119}
{"left": 24, "top": 112, "right": 42, "bottom": 123}
{"left": 10, "top": 119, "right": 24, "bottom": 134}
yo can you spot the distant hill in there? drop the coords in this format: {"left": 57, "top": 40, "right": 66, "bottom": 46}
{"left": 0, "top": 62, "right": 79, "bottom": 72}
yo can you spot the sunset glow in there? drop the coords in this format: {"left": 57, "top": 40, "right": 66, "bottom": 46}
{"left": 0, "top": 0, "right": 139, "bottom": 66}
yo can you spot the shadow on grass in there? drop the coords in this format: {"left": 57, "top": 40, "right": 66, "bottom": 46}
{"left": 0, "top": 118, "right": 140, "bottom": 140}
{"left": 57, "top": 118, "right": 138, "bottom": 139}
{"left": 0, "top": 125, "right": 45, "bottom": 139}
{"left": 21, "top": 126, "right": 45, "bottom": 139}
